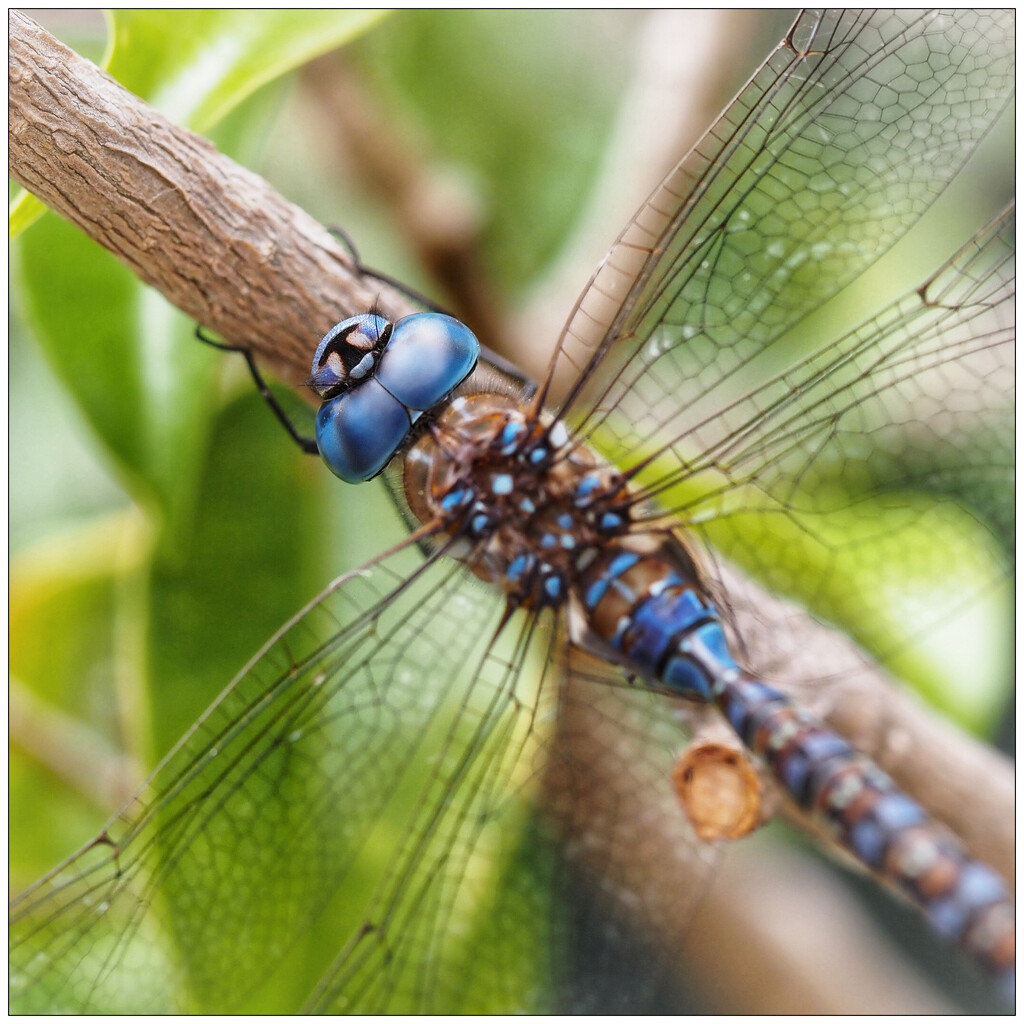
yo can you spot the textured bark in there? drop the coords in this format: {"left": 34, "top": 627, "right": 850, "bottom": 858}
{"left": 8, "top": 9, "right": 417, "bottom": 384}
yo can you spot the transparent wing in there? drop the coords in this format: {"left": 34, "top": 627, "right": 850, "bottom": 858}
{"left": 11, "top": 540, "right": 510, "bottom": 1012}
{"left": 645, "top": 207, "right": 1014, "bottom": 664}
{"left": 308, "top": 637, "right": 721, "bottom": 1014}
{"left": 535, "top": 651, "right": 726, "bottom": 1011}
{"left": 10, "top": 534, "right": 716, "bottom": 1013}
{"left": 544, "top": 7, "right": 1012, "bottom": 698}
{"left": 548, "top": 9, "right": 1014, "bottom": 448}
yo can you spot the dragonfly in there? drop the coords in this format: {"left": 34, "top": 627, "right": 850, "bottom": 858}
{"left": 10, "top": 9, "right": 1015, "bottom": 1014}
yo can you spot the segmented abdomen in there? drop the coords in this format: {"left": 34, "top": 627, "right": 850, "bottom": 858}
{"left": 719, "top": 675, "right": 1014, "bottom": 995}
{"left": 578, "top": 544, "right": 1014, "bottom": 994}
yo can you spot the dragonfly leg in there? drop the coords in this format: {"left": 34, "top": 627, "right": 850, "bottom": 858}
{"left": 196, "top": 325, "right": 319, "bottom": 456}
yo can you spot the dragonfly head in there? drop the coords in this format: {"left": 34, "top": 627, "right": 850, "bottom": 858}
{"left": 312, "top": 312, "right": 479, "bottom": 483}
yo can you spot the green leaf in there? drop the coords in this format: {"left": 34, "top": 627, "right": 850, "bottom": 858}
{"left": 13, "top": 217, "right": 214, "bottom": 521}
{"left": 8, "top": 192, "right": 47, "bottom": 240}
{"left": 146, "top": 393, "right": 331, "bottom": 756}
{"left": 105, "top": 9, "right": 388, "bottom": 132}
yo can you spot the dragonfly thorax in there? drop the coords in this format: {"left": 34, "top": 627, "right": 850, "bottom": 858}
{"left": 402, "top": 390, "right": 730, "bottom": 703}
{"left": 403, "top": 391, "right": 633, "bottom": 609}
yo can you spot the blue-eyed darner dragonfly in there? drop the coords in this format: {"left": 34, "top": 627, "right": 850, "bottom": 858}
{"left": 9, "top": 8, "right": 1014, "bottom": 1014}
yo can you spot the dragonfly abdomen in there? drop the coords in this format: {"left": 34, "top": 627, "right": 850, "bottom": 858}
{"left": 717, "top": 674, "right": 1015, "bottom": 994}
{"left": 578, "top": 544, "right": 1014, "bottom": 993}
{"left": 576, "top": 544, "right": 734, "bottom": 703}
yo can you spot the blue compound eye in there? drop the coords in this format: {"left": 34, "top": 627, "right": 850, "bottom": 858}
{"left": 316, "top": 378, "right": 410, "bottom": 483}
{"left": 312, "top": 311, "right": 479, "bottom": 484}
{"left": 309, "top": 313, "right": 391, "bottom": 398}
{"left": 377, "top": 314, "right": 479, "bottom": 410}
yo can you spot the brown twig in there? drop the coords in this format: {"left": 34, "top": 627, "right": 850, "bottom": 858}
{"left": 8, "top": 9, "right": 418, "bottom": 385}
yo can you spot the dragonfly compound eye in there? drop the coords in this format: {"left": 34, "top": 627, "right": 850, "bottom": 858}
{"left": 314, "top": 312, "right": 480, "bottom": 484}
{"left": 309, "top": 313, "right": 392, "bottom": 398}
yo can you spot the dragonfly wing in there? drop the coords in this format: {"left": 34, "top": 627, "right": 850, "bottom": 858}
{"left": 547, "top": 9, "right": 1014, "bottom": 452}
{"left": 536, "top": 645, "right": 723, "bottom": 1010}
{"left": 10, "top": 534, "right": 718, "bottom": 1013}
{"left": 10, "top": 540, "right": 540, "bottom": 1012}
{"left": 651, "top": 207, "right": 1014, "bottom": 665}
{"left": 306, "top": 623, "right": 720, "bottom": 1013}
